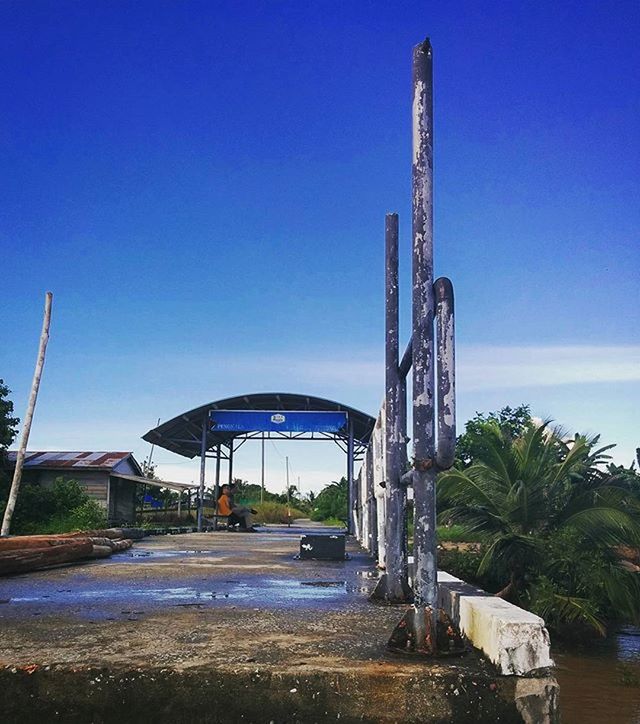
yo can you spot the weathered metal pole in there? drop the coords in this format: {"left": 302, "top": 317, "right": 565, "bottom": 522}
{"left": 371, "top": 213, "right": 411, "bottom": 602}
{"left": 366, "top": 446, "right": 377, "bottom": 555}
{"left": 347, "top": 416, "right": 354, "bottom": 534}
{"left": 260, "top": 435, "right": 265, "bottom": 504}
{"left": 228, "top": 443, "right": 234, "bottom": 486}
{"left": 434, "top": 278, "right": 456, "bottom": 470}
{"left": 1, "top": 292, "right": 53, "bottom": 536}
{"left": 197, "top": 416, "right": 207, "bottom": 532}
{"left": 214, "top": 443, "right": 221, "bottom": 528}
{"left": 409, "top": 36, "right": 437, "bottom": 650}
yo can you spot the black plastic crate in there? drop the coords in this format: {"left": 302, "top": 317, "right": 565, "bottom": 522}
{"left": 299, "top": 534, "right": 346, "bottom": 561}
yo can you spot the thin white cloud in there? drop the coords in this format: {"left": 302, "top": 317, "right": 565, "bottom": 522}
{"left": 458, "top": 345, "right": 640, "bottom": 390}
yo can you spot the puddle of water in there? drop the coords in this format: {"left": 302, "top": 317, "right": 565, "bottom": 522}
{"left": 4, "top": 578, "right": 350, "bottom": 610}
{"left": 118, "top": 549, "right": 226, "bottom": 561}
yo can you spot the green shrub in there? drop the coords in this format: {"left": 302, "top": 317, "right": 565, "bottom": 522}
{"left": 1, "top": 477, "right": 105, "bottom": 534}
{"left": 437, "top": 524, "right": 486, "bottom": 543}
{"left": 320, "top": 517, "right": 346, "bottom": 528}
{"left": 437, "top": 546, "right": 486, "bottom": 586}
{"left": 310, "top": 478, "right": 347, "bottom": 522}
{"left": 67, "top": 499, "right": 107, "bottom": 530}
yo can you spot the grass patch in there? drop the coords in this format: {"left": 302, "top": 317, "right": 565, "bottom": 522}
{"left": 252, "top": 501, "right": 306, "bottom": 524}
{"left": 437, "top": 524, "right": 486, "bottom": 543}
{"left": 319, "top": 517, "right": 346, "bottom": 528}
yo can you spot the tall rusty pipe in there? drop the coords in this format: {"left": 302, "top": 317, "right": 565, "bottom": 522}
{"left": 386, "top": 37, "right": 462, "bottom": 657}
{"left": 380, "top": 214, "right": 411, "bottom": 601}
{"left": 410, "top": 36, "right": 437, "bottom": 651}
{"left": 434, "top": 277, "right": 456, "bottom": 470}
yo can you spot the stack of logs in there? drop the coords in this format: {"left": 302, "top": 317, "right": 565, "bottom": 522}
{"left": 0, "top": 528, "right": 144, "bottom": 576}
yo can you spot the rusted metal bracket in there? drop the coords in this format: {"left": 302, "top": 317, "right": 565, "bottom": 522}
{"left": 368, "top": 572, "right": 414, "bottom": 605}
{"left": 387, "top": 606, "right": 466, "bottom": 658}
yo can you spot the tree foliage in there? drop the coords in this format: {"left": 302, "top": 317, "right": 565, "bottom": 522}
{"left": 310, "top": 477, "right": 348, "bottom": 522}
{"left": 438, "top": 414, "right": 640, "bottom": 636}
{"left": 455, "top": 404, "right": 531, "bottom": 468}
{"left": 0, "top": 380, "right": 19, "bottom": 484}
{"left": 0, "top": 477, "right": 107, "bottom": 534}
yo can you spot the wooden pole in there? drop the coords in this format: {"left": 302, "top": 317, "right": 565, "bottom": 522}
{"left": 1, "top": 292, "right": 53, "bottom": 537}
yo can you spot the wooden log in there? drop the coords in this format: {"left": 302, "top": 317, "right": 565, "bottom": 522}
{"left": 110, "top": 539, "right": 133, "bottom": 552}
{"left": 104, "top": 527, "right": 145, "bottom": 540}
{"left": 88, "top": 545, "right": 113, "bottom": 559}
{"left": 87, "top": 537, "right": 116, "bottom": 550}
{"left": 64, "top": 528, "right": 145, "bottom": 540}
{"left": 0, "top": 536, "right": 91, "bottom": 551}
{"left": 0, "top": 540, "right": 93, "bottom": 576}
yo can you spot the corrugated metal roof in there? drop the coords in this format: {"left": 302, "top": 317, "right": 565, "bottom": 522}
{"left": 7, "top": 451, "right": 135, "bottom": 471}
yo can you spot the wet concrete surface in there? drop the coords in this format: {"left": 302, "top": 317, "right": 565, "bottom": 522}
{"left": 0, "top": 525, "right": 547, "bottom": 722}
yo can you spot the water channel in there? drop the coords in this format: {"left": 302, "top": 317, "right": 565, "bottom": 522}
{"left": 555, "top": 626, "right": 640, "bottom": 723}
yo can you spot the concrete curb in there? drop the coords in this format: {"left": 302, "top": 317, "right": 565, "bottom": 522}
{"left": 437, "top": 571, "right": 554, "bottom": 676}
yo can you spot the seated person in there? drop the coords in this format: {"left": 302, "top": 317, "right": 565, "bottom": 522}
{"left": 217, "top": 484, "right": 258, "bottom": 532}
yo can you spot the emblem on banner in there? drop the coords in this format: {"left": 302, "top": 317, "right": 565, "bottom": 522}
{"left": 270, "top": 414, "right": 286, "bottom": 424}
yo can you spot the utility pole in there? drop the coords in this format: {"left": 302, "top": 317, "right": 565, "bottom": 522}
{"left": 285, "top": 456, "right": 291, "bottom": 527}
{"left": 261, "top": 435, "right": 265, "bottom": 504}
{"left": 2, "top": 292, "right": 53, "bottom": 537}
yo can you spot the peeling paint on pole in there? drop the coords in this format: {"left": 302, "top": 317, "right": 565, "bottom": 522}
{"left": 365, "top": 445, "right": 377, "bottom": 555}
{"left": 371, "top": 213, "right": 411, "bottom": 603}
{"left": 435, "top": 277, "right": 456, "bottom": 470}
{"left": 411, "top": 38, "right": 437, "bottom": 630}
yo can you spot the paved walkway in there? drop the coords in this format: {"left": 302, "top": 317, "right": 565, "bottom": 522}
{"left": 0, "top": 525, "right": 530, "bottom": 723}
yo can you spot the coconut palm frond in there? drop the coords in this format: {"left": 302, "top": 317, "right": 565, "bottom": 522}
{"left": 437, "top": 468, "right": 502, "bottom": 514}
{"left": 603, "top": 562, "right": 640, "bottom": 625}
{"left": 476, "top": 533, "right": 540, "bottom": 577}
{"left": 563, "top": 506, "right": 640, "bottom": 547}
{"left": 546, "top": 435, "right": 591, "bottom": 490}
{"left": 530, "top": 583, "right": 606, "bottom": 636}
{"left": 513, "top": 420, "right": 553, "bottom": 475}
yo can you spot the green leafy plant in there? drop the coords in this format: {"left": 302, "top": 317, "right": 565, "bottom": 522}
{"left": 437, "top": 415, "right": 640, "bottom": 636}
{"left": 1, "top": 477, "right": 107, "bottom": 534}
{"left": 310, "top": 477, "right": 347, "bottom": 523}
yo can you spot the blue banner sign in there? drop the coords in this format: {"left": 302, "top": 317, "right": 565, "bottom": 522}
{"left": 209, "top": 410, "right": 348, "bottom": 433}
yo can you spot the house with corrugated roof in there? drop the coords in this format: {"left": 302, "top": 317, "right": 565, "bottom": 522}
{"left": 6, "top": 451, "right": 197, "bottom": 524}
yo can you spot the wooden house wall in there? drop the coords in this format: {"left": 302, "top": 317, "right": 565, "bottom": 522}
{"left": 26, "top": 470, "right": 109, "bottom": 508}
{"left": 108, "top": 477, "right": 136, "bottom": 523}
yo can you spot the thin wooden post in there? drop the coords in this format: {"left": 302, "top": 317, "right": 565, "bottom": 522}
{"left": 2, "top": 292, "right": 53, "bottom": 537}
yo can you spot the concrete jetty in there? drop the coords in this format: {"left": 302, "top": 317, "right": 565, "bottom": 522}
{"left": 0, "top": 525, "right": 558, "bottom": 723}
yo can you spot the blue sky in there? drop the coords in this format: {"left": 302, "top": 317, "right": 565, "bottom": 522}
{"left": 1, "top": 1, "right": 638, "bottom": 492}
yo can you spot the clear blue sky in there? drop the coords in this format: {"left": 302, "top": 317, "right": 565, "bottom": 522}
{"left": 2, "top": 1, "right": 638, "bottom": 491}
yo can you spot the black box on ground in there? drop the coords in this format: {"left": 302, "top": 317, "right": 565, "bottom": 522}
{"left": 299, "top": 534, "right": 346, "bottom": 561}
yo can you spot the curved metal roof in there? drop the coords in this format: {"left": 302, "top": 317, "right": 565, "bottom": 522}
{"left": 142, "top": 392, "right": 376, "bottom": 459}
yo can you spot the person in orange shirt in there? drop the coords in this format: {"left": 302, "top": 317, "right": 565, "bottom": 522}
{"left": 217, "top": 484, "right": 257, "bottom": 532}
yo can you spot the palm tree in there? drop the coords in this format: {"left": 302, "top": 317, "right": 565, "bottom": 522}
{"left": 437, "top": 420, "right": 640, "bottom": 633}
